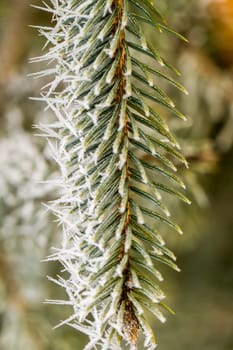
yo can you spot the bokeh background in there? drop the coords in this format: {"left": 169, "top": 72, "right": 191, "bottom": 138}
{"left": 0, "top": 0, "right": 232, "bottom": 349}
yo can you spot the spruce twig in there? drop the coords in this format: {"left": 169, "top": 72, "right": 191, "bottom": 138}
{"left": 34, "top": 1, "right": 188, "bottom": 349}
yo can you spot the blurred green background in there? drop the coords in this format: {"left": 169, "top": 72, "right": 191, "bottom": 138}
{"left": 0, "top": 0, "right": 232, "bottom": 349}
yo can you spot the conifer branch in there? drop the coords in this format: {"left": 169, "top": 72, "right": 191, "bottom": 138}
{"left": 34, "top": 1, "right": 189, "bottom": 349}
